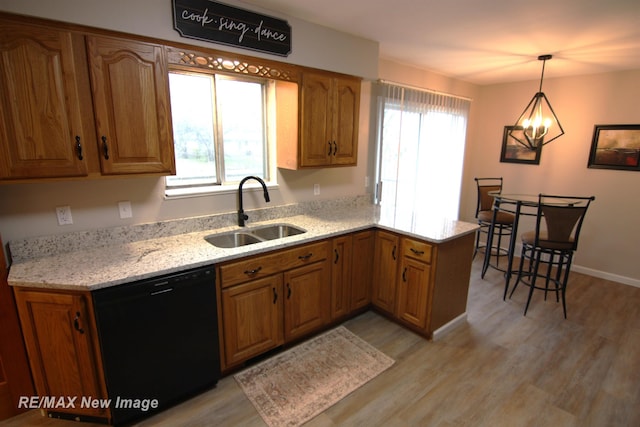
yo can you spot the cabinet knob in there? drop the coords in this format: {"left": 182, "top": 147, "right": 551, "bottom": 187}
{"left": 332, "top": 141, "right": 337, "bottom": 155}
{"left": 410, "top": 248, "right": 425, "bottom": 256}
{"left": 402, "top": 267, "right": 407, "bottom": 282}
{"left": 334, "top": 248, "right": 339, "bottom": 264}
{"left": 243, "top": 266, "right": 262, "bottom": 276}
{"left": 298, "top": 253, "right": 313, "bottom": 261}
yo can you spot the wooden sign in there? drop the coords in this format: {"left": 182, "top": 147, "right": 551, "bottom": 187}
{"left": 172, "top": 0, "right": 291, "bottom": 56}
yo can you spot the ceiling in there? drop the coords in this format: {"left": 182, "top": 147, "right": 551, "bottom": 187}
{"left": 241, "top": 0, "right": 640, "bottom": 85}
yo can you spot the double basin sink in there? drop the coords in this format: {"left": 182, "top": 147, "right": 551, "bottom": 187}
{"left": 205, "top": 223, "right": 306, "bottom": 248}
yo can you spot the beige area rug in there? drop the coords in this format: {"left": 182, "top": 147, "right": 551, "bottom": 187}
{"left": 234, "top": 326, "right": 395, "bottom": 427}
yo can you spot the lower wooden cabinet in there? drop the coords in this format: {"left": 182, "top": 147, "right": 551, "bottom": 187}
{"left": 330, "top": 234, "right": 353, "bottom": 320}
{"left": 220, "top": 275, "right": 284, "bottom": 367}
{"left": 218, "top": 240, "right": 332, "bottom": 370}
{"left": 371, "top": 230, "right": 400, "bottom": 314}
{"left": 13, "top": 288, "right": 109, "bottom": 421}
{"left": 371, "top": 230, "right": 474, "bottom": 338}
{"left": 396, "top": 238, "right": 433, "bottom": 329}
{"left": 284, "top": 260, "right": 331, "bottom": 341}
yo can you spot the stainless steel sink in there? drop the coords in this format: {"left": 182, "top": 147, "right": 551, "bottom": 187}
{"left": 204, "top": 224, "right": 306, "bottom": 248}
{"left": 204, "top": 232, "right": 262, "bottom": 248}
{"left": 250, "top": 224, "right": 306, "bottom": 240}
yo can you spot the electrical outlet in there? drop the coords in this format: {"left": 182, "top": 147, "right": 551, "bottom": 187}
{"left": 56, "top": 206, "right": 73, "bottom": 225}
{"left": 313, "top": 184, "right": 320, "bottom": 196}
{"left": 118, "top": 201, "right": 133, "bottom": 219}
{"left": 365, "top": 176, "right": 370, "bottom": 188}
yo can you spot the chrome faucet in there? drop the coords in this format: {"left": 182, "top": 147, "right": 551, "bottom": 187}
{"left": 238, "top": 176, "right": 270, "bottom": 227}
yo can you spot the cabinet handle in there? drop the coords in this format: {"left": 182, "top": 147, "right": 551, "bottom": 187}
{"left": 402, "top": 267, "right": 407, "bottom": 282}
{"left": 272, "top": 287, "right": 278, "bottom": 304}
{"left": 332, "top": 141, "right": 337, "bottom": 155}
{"left": 101, "top": 136, "right": 110, "bottom": 160}
{"left": 327, "top": 141, "right": 332, "bottom": 155}
{"left": 392, "top": 245, "right": 397, "bottom": 260}
{"left": 243, "top": 266, "right": 262, "bottom": 276}
{"left": 287, "top": 283, "right": 291, "bottom": 299}
{"left": 298, "top": 253, "right": 313, "bottom": 261}
{"left": 75, "top": 136, "right": 83, "bottom": 160}
{"left": 73, "top": 311, "right": 85, "bottom": 334}
{"left": 410, "top": 248, "right": 425, "bottom": 256}
{"left": 334, "top": 248, "right": 339, "bottom": 264}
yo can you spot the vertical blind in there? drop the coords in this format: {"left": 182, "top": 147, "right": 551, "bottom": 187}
{"left": 373, "top": 81, "right": 471, "bottom": 225}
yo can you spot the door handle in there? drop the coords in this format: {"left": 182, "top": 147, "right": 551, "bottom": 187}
{"left": 73, "top": 311, "right": 85, "bottom": 334}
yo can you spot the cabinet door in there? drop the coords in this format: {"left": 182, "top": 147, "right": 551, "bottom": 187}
{"left": 221, "top": 275, "right": 283, "bottom": 367}
{"left": 331, "top": 77, "right": 359, "bottom": 166}
{"left": 371, "top": 230, "right": 399, "bottom": 314}
{"left": 351, "top": 230, "right": 373, "bottom": 311}
{"left": 331, "top": 235, "right": 353, "bottom": 320}
{"left": 0, "top": 21, "right": 90, "bottom": 179}
{"left": 397, "top": 257, "right": 431, "bottom": 329}
{"left": 299, "top": 72, "right": 332, "bottom": 167}
{"left": 284, "top": 260, "right": 330, "bottom": 341}
{"left": 86, "top": 36, "right": 175, "bottom": 175}
{"left": 14, "top": 290, "right": 108, "bottom": 419}
{"left": 0, "top": 238, "right": 33, "bottom": 420}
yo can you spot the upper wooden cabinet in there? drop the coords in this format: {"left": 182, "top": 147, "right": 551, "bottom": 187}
{"left": 0, "top": 14, "right": 176, "bottom": 181}
{"left": 86, "top": 36, "right": 175, "bottom": 175}
{"left": 278, "top": 71, "right": 360, "bottom": 169}
{"left": 0, "top": 19, "right": 92, "bottom": 179}
{"left": 299, "top": 72, "right": 360, "bottom": 167}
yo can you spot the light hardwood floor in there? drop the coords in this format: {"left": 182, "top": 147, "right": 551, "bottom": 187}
{"left": 4, "top": 258, "right": 640, "bottom": 426}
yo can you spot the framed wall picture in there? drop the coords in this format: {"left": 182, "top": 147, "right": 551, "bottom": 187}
{"left": 500, "top": 126, "right": 542, "bottom": 164}
{"left": 587, "top": 124, "right": 640, "bottom": 170}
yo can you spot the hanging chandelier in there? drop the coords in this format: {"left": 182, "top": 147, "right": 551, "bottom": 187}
{"left": 509, "top": 54, "right": 564, "bottom": 150}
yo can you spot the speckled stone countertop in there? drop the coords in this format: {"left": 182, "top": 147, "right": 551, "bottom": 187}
{"left": 7, "top": 196, "right": 478, "bottom": 291}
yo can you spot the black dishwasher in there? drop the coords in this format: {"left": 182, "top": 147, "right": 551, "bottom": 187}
{"left": 93, "top": 265, "right": 220, "bottom": 426}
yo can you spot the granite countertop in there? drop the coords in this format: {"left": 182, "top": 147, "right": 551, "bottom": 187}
{"left": 7, "top": 197, "right": 478, "bottom": 291}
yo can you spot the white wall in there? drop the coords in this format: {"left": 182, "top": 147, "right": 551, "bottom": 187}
{"left": 0, "top": 0, "right": 377, "bottom": 245}
{"left": 0, "top": 0, "right": 379, "bottom": 79}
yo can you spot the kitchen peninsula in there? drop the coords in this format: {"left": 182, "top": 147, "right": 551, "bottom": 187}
{"left": 7, "top": 196, "right": 478, "bottom": 423}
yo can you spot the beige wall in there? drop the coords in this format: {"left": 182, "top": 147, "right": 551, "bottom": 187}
{"left": 467, "top": 69, "right": 640, "bottom": 286}
{"left": 379, "top": 59, "right": 640, "bottom": 286}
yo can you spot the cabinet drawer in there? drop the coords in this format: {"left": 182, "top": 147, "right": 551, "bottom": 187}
{"left": 402, "top": 238, "right": 432, "bottom": 263}
{"left": 220, "top": 241, "right": 330, "bottom": 288}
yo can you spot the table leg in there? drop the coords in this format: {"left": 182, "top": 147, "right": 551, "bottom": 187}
{"left": 481, "top": 206, "right": 498, "bottom": 278}
{"left": 502, "top": 201, "right": 522, "bottom": 300}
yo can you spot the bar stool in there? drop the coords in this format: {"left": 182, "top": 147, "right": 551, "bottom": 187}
{"left": 474, "top": 178, "right": 515, "bottom": 271}
{"left": 510, "top": 194, "right": 595, "bottom": 318}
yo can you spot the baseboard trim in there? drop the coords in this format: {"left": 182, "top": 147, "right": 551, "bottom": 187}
{"left": 433, "top": 313, "right": 467, "bottom": 340}
{"left": 509, "top": 242, "right": 640, "bottom": 289}
{"left": 571, "top": 265, "right": 640, "bottom": 288}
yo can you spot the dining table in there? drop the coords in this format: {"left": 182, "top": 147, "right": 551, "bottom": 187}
{"left": 480, "top": 192, "right": 580, "bottom": 299}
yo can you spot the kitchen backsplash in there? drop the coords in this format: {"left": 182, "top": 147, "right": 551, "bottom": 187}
{"left": 8, "top": 195, "right": 373, "bottom": 263}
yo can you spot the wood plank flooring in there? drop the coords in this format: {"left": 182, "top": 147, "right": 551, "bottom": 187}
{"left": 3, "top": 258, "right": 640, "bottom": 426}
